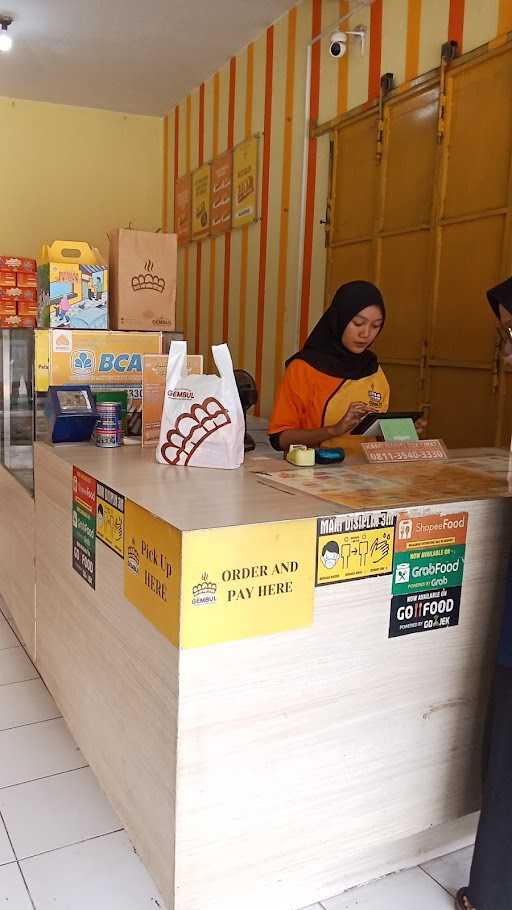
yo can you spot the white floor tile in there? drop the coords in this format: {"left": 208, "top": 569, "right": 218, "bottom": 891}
{"left": 0, "top": 862, "right": 33, "bottom": 908}
{"left": 322, "top": 867, "right": 454, "bottom": 909}
{"left": 0, "top": 717, "right": 87, "bottom": 790}
{"left": 0, "top": 818, "right": 15, "bottom": 866}
{"left": 0, "top": 679, "right": 60, "bottom": 732}
{"left": 422, "top": 846, "right": 474, "bottom": 897}
{"left": 0, "top": 648, "right": 37, "bottom": 687}
{"left": 0, "top": 767, "right": 122, "bottom": 860}
{"left": 0, "top": 616, "right": 18, "bottom": 651}
{"left": 21, "top": 830, "right": 165, "bottom": 909}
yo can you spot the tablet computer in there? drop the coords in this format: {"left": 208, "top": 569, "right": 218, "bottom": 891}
{"left": 350, "top": 410, "right": 422, "bottom": 436}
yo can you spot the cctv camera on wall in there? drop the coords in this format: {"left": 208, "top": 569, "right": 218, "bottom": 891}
{"left": 329, "top": 31, "right": 348, "bottom": 58}
{"left": 329, "top": 27, "right": 367, "bottom": 58}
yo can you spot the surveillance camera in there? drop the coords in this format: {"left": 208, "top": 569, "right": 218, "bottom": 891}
{"left": 329, "top": 31, "right": 347, "bottom": 58}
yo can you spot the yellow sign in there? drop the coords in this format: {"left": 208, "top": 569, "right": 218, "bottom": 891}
{"left": 232, "top": 135, "right": 258, "bottom": 228}
{"left": 181, "top": 519, "right": 315, "bottom": 648}
{"left": 43, "top": 330, "right": 162, "bottom": 387}
{"left": 124, "top": 501, "right": 182, "bottom": 647}
{"left": 191, "top": 163, "right": 211, "bottom": 239}
{"left": 96, "top": 481, "right": 125, "bottom": 558}
{"left": 316, "top": 512, "right": 395, "bottom": 586}
{"left": 35, "top": 329, "right": 51, "bottom": 392}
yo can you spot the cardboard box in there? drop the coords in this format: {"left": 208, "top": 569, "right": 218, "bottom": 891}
{"left": 38, "top": 329, "right": 161, "bottom": 389}
{"left": 17, "top": 302, "right": 38, "bottom": 317}
{"left": 0, "top": 287, "right": 37, "bottom": 303}
{"left": 38, "top": 241, "right": 108, "bottom": 329}
{"left": 17, "top": 272, "right": 38, "bottom": 289}
{"left": 0, "top": 256, "right": 36, "bottom": 272}
{"left": 0, "top": 301, "right": 17, "bottom": 316}
{"left": 0, "top": 270, "right": 16, "bottom": 289}
{"left": 142, "top": 353, "right": 203, "bottom": 446}
{"left": 35, "top": 330, "right": 163, "bottom": 437}
{"left": 0, "top": 315, "right": 36, "bottom": 328}
{"left": 109, "top": 228, "right": 176, "bottom": 331}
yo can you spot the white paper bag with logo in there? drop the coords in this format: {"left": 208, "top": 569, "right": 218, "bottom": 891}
{"left": 157, "top": 341, "right": 244, "bottom": 469}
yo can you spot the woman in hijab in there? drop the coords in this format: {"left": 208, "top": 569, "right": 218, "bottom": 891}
{"left": 269, "top": 280, "right": 388, "bottom": 451}
{"left": 456, "top": 277, "right": 512, "bottom": 910}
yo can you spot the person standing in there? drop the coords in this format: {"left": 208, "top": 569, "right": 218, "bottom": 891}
{"left": 456, "top": 277, "right": 512, "bottom": 910}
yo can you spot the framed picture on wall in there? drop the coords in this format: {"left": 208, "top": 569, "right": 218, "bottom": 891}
{"left": 232, "top": 134, "right": 259, "bottom": 229}
{"left": 211, "top": 150, "right": 233, "bottom": 237}
{"left": 191, "top": 164, "right": 212, "bottom": 240}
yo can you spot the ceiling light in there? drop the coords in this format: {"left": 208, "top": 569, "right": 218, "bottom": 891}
{"left": 0, "top": 16, "right": 13, "bottom": 53}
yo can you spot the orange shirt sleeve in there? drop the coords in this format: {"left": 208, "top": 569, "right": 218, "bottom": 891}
{"left": 268, "top": 361, "right": 309, "bottom": 436}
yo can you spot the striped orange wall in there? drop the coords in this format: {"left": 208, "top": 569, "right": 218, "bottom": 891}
{"left": 165, "top": 0, "right": 511, "bottom": 416}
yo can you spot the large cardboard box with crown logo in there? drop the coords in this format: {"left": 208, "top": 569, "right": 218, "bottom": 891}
{"left": 38, "top": 241, "right": 108, "bottom": 330}
{"left": 109, "top": 228, "right": 177, "bottom": 332}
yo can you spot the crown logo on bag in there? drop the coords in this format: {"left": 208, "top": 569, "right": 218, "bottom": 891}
{"left": 160, "top": 397, "right": 231, "bottom": 467}
{"left": 131, "top": 260, "right": 166, "bottom": 294}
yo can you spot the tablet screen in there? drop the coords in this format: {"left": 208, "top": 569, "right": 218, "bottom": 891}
{"left": 350, "top": 411, "right": 421, "bottom": 436}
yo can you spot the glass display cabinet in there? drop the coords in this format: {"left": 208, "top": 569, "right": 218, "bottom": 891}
{"left": 0, "top": 329, "right": 35, "bottom": 494}
{"left": 0, "top": 329, "right": 186, "bottom": 498}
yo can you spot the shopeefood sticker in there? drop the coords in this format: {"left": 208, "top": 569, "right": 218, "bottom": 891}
{"left": 389, "top": 511, "right": 468, "bottom": 638}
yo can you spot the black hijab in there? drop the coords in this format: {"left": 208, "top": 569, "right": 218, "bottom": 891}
{"left": 487, "top": 277, "right": 512, "bottom": 318}
{"left": 287, "top": 281, "right": 385, "bottom": 380}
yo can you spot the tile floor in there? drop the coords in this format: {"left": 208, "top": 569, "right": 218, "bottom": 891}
{"left": 0, "top": 607, "right": 470, "bottom": 909}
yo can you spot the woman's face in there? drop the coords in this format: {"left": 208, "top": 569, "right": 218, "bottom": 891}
{"left": 342, "top": 305, "right": 384, "bottom": 354}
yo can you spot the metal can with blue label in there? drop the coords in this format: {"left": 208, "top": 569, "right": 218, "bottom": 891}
{"left": 95, "top": 402, "right": 122, "bottom": 448}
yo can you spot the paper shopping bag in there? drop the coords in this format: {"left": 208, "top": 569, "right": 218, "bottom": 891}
{"left": 109, "top": 228, "right": 177, "bottom": 331}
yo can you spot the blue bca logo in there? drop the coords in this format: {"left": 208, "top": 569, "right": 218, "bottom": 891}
{"left": 71, "top": 351, "right": 96, "bottom": 376}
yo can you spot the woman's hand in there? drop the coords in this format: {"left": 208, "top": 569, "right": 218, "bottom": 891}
{"left": 332, "top": 401, "right": 374, "bottom": 437}
{"left": 415, "top": 417, "right": 428, "bottom": 437}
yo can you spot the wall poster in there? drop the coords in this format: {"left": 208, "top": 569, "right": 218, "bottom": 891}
{"left": 191, "top": 164, "right": 211, "bottom": 239}
{"left": 232, "top": 135, "right": 258, "bottom": 228}
{"left": 211, "top": 150, "right": 233, "bottom": 236}
{"left": 175, "top": 174, "right": 192, "bottom": 245}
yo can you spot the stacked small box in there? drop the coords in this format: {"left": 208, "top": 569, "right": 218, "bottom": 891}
{"left": 0, "top": 255, "right": 38, "bottom": 328}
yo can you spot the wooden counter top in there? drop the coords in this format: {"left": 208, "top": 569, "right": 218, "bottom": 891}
{"left": 30, "top": 439, "right": 512, "bottom": 909}
{"left": 35, "top": 442, "right": 512, "bottom": 531}
{"left": 36, "top": 442, "right": 332, "bottom": 531}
